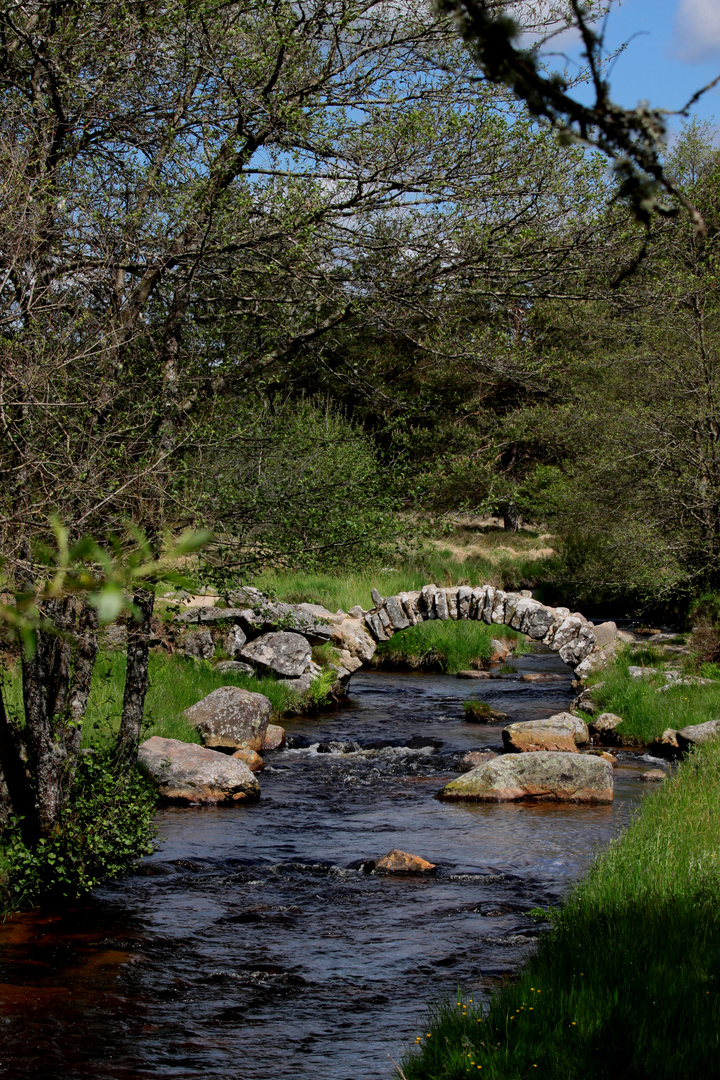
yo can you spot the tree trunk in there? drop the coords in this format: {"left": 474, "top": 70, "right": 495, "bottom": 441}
{"left": 502, "top": 501, "right": 519, "bottom": 533}
{"left": 20, "top": 597, "right": 99, "bottom": 838}
{"left": 0, "top": 681, "right": 35, "bottom": 841}
{"left": 116, "top": 589, "right": 155, "bottom": 764}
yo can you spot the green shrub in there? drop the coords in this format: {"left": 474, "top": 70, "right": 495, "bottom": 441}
{"left": 308, "top": 669, "right": 337, "bottom": 707}
{"left": 1, "top": 750, "right": 156, "bottom": 911}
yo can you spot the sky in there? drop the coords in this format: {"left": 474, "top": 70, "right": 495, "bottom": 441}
{"left": 541, "top": 0, "right": 720, "bottom": 136}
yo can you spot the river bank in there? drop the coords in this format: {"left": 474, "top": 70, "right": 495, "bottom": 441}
{"left": 402, "top": 653, "right": 720, "bottom": 1080}
{"left": 0, "top": 656, "right": 659, "bottom": 1079}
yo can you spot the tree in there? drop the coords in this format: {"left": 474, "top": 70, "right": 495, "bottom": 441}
{"left": 505, "top": 124, "right": 720, "bottom": 605}
{"left": 0, "top": 0, "right": 604, "bottom": 848}
{"left": 440, "top": 0, "right": 718, "bottom": 231}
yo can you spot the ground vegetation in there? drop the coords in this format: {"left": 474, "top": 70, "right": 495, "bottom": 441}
{"left": 404, "top": 657, "right": 720, "bottom": 1080}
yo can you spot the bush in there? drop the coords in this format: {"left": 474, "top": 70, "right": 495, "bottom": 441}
{"left": 191, "top": 397, "right": 398, "bottom": 572}
{"left": 0, "top": 750, "right": 156, "bottom": 911}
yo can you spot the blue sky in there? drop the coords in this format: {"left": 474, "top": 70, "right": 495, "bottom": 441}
{"left": 543, "top": 0, "right": 720, "bottom": 135}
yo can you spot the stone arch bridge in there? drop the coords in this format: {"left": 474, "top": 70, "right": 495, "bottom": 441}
{"left": 175, "top": 583, "right": 616, "bottom": 687}
{"left": 362, "top": 584, "right": 606, "bottom": 676}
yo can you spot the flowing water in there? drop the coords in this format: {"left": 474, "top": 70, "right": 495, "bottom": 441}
{"left": 0, "top": 649, "right": 658, "bottom": 1080}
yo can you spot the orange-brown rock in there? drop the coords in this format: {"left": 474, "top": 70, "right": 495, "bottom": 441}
{"left": 262, "top": 723, "right": 286, "bottom": 751}
{"left": 502, "top": 713, "right": 588, "bottom": 753}
{"left": 488, "top": 638, "right": 511, "bottom": 663}
{"left": 231, "top": 748, "right": 265, "bottom": 772}
{"left": 374, "top": 849, "right": 436, "bottom": 874}
{"left": 583, "top": 749, "right": 617, "bottom": 767}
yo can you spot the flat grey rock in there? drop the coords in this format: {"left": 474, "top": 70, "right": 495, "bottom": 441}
{"left": 240, "top": 631, "right": 312, "bottom": 678}
{"left": 440, "top": 751, "right": 613, "bottom": 803}
{"left": 676, "top": 719, "right": 720, "bottom": 752}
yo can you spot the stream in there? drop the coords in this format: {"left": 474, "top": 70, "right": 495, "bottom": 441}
{"left": 0, "top": 648, "right": 658, "bottom": 1080}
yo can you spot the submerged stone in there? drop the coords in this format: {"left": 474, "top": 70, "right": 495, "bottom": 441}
{"left": 374, "top": 849, "right": 436, "bottom": 874}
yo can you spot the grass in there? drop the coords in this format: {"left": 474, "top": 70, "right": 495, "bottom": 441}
{"left": 1, "top": 651, "right": 297, "bottom": 749}
{"left": 371, "top": 620, "right": 523, "bottom": 675}
{"left": 462, "top": 700, "right": 509, "bottom": 722}
{"left": 587, "top": 646, "right": 720, "bottom": 744}
{"left": 251, "top": 547, "right": 556, "bottom": 614}
{"left": 403, "top": 737, "right": 720, "bottom": 1080}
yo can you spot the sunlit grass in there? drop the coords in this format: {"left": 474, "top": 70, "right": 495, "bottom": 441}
{"left": 372, "top": 620, "right": 523, "bottom": 675}
{"left": 404, "top": 738, "right": 720, "bottom": 1079}
{"left": 252, "top": 548, "right": 556, "bottom": 614}
{"left": 2, "top": 651, "right": 295, "bottom": 749}
{"left": 588, "top": 647, "right": 720, "bottom": 743}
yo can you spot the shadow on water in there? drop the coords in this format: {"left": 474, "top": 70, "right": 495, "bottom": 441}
{"left": 0, "top": 648, "right": 654, "bottom": 1079}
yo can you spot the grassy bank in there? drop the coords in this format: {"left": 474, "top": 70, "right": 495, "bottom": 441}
{"left": 402, "top": 657, "right": 720, "bottom": 1080}
{"left": 587, "top": 644, "right": 720, "bottom": 744}
{"left": 403, "top": 739, "right": 720, "bottom": 1080}
{"left": 1, "top": 652, "right": 296, "bottom": 750}
{"left": 372, "top": 620, "right": 524, "bottom": 674}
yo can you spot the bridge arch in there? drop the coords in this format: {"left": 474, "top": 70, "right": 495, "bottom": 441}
{"left": 363, "top": 584, "right": 598, "bottom": 674}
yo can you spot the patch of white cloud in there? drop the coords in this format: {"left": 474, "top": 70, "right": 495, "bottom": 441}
{"left": 675, "top": 0, "right": 720, "bottom": 61}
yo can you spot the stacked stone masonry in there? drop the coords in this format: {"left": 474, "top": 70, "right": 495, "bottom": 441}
{"left": 364, "top": 585, "right": 597, "bottom": 671}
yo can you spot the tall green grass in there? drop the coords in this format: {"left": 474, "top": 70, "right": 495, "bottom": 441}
{"left": 373, "top": 620, "right": 523, "bottom": 674}
{"left": 403, "top": 739, "right": 720, "bottom": 1080}
{"left": 1, "top": 652, "right": 295, "bottom": 749}
{"left": 252, "top": 549, "right": 554, "bottom": 614}
{"left": 589, "top": 647, "right": 720, "bottom": 743}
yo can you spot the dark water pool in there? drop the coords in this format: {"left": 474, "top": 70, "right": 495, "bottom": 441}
{"left": 0, "top": 650, "right": 655, "bottom": 1079}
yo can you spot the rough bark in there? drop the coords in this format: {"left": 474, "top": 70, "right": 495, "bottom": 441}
{"left": 116, "top": 589, "right": 155, "bottom": 764}
{"left": 11, "top": 597, "right": 99, "bottom": 840}
{"left": 0, "top": 680, "right": 35, "bottom": 839}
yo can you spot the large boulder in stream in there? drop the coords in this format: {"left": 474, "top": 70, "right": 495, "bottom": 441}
{"left": 138, "top": 736, "right": 260, "bottom": 803}
{"left": 440, "top": 751, "right": 613, "bottom": 803}
{"left": 239, "top": 631, "right": 312, "bottom": 678}
{"left": 502, "top": 713, "right": 588, "bottom": 753}
{"left": 185, "top": 686, "right": 271, "bottom": 752}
